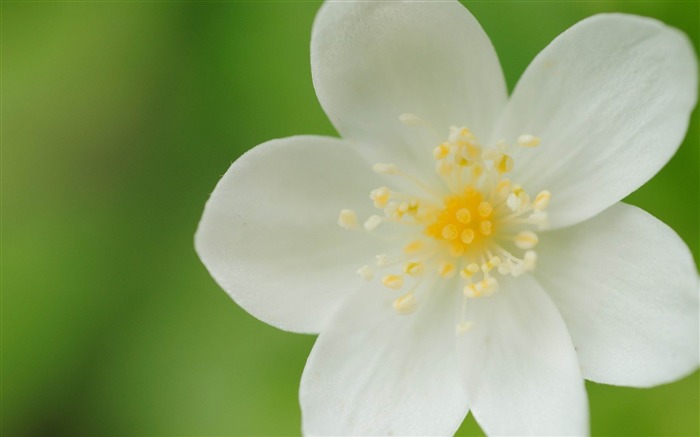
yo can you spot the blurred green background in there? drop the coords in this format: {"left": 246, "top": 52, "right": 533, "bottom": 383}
{"left": 2, "top": 1, "right": 698, "bottom": 436}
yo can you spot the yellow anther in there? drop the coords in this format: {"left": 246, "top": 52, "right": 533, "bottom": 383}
{"left": 441, "top": 224, "right": 458, "bottom": 240}
{"left": 478, "top": 201, "right": 493, "bottom": 217}
{"left": 438, "top": 262, "right": 455, "bottom": 278}
{"left": 407, "top": 199, "right": 420, "bottom": 215}
{"left": 497, "top": 179, "right": 511, "bottom": 198}
{"left": 382, "top": 274, "right": 404, "bottom": 290}
{"left": 460, "top": 264, "right": 479, "bottom": 279}
{"left": 449, "top": 242, "right": 465, "bottom": 257}
{"left": 518, "top": 134, "right": 541, "bottom": 148}
{"left": 337, "top": 209, "right": 358, "bottom": 229}
{"left": 356, "top": 265, "right": 374, "bottom": 281}
{"left": 475, "top": 277, "right": 498, "bottom": 296}
{"left": 393, "top": 293, "right": 417, "bottom": 315}
{"left": 461, "top": 229, "right": 475, "bottom": 244}
{"left": 456, "top": 321, "right": 474, "bottom": 335}
{"left": 433, "top": 142, "right": 450, "bottom": 160}
{"left": 463, "top": 283, "right": 479, "bottom": 298}
{"left": 480, "top": 220, "right": 492, "bottom": 236}
{"left": 364, "top": 215, "right": 383, "bottom": 231}
{"left": 495, "top": 153, "right": 514, "bottom": 174}
{"left": 471, "top": 164, "right": 484, "bottom": 178}
{"left": 454, "top": 154, "right": 470, "bottom": 167}
{"left": 489, "top": 256, "right": 502, "bottom": 267}
{"left": 404, "top": 240, "right": 424, "bottom": 253}
{"left": 370, "top": 187, "right": 390, "bottom": 208}
{"left": 404, "top": 262, "right": 424, "bottom": 276}
{"left": 456, "top": 208, "right": 471, "bottom": 224}
{"left": 373, "top": 163, "right": 399, "bottom": 175}
{"left": 533, "top": 190, "right": 551, "bottom": 211}
{"left": 515, "top": 230, "right": 539, "bottom": 249}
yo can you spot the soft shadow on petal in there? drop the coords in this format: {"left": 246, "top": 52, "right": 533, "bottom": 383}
{"left": 195, "top": 136, "right": 386, "bottom": 334}
{"left": 300, "top": 280, "right": 469, "bottom": 436}
{"left": 536, "top": 202, "right": 700, "bottom": 387}
{"left": 498, "top": 14, "right": 698, "bottom": 229}
{"left": 458, "top": 274, "right": 589, "bottom": 436}
{"left": 311, "top": 0, "right": 507, "bottom": 178}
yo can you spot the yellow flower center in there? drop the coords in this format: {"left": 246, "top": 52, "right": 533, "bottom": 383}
{"left": 337, "top": 115, "right": 551, "bottom": 334}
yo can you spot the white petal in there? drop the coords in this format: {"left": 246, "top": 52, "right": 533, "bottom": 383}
{"left": 311, "top": 0, "right": 507, "bottom": 176}
{"left": 458, "top": 275, "right": 589, "bottom": 436}
{"left": 300, "top": 281, "right": 468, "bottom": 436}
{"left": 536, "top": 202, "right": 700, "bottom": 387}
{"left": 195, "top": 136, "right": 385, "bottom": 334}
{"left": 499, "top": 14, "right": 698, "bottom": 228}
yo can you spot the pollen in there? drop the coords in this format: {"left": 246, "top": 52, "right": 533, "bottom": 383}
{"left": 337, "top": 120, "right": 549, "bottom": 329}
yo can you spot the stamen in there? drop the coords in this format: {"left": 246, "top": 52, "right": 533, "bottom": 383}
{"left": 337, "top": 209, "right": 358, "bottom": 229}
{"left": 404, "top": 262, "right": 424, "bottom": 276}
{"left": 514, "top": 230, "right": 539, "bottom": 249}
{"left": 356, "top": 265, "right": 374, "bottom": 281}
{"left": 373, "top": 163, "right": 399, "bottom": 175}
{"left": 382, "top": 274, "right": 404, "bottom": 290}
{"left": 532, "top": 190, "right": 551, "bottom": 211}
{"left": 364, "top": 215, "right": 383, "bottom": 231}
{"left": 393, "top": 292, "right": 417, "bottom": 315}
{"left": 517, "top": 134, "right": 540, "bottom": 148}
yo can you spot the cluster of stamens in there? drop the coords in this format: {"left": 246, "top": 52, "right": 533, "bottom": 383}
{"left": 337, "top": 114, "right": 551, "bottom": 335}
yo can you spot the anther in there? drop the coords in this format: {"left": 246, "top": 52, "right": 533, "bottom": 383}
{"left": 373, "top": 163, "right": 399, "bottom": 175}
{"left": 514, "top": 230, "right": 539, "bottom": 249}
{"left": 495, "top": 154, "right": 514, "bottom": 174}
{"left": 356, "top": 265, "right": 374, "bottom": 281}
{"left": 404, "top": 262, "right": 424, "bottom": 277}
{"left": 438, "top": 262, "right": 455, "bottom": 278}
{"left": 382, "top": 274, "right": 404, "bottom": 290}
{"left": 404, "top": 240, "right": 424, "bottom": 253}
{"left": 479, "top": 220, "right": 492, "bottom": 236}
{"left": 533, "top": 190, "right": 551, "bottom": 211}
{"left": 364, "top": 215, "right": 383, "bottom": 231}
{"left": 375, "top": 254, "right": 388, "bottom": 267}
{"left": 393, "top": 293, "right": 417, "bottom": 315}
{"left": 433, "top": 143, "right": 450, "bottom": 160}
{"left": 370, "top": 187, "right": 391, "bottom": 208}
{"left": 337, "top": 209, "right": 358, "bottom": 229}
{"left": 523, "top": 250, "right": 538, "bottom": 271}
{"left": 517, "top": 134, "right": 541, "bottom": 148}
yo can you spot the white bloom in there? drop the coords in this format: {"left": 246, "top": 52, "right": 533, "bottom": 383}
{"left": 196, "top": 2, "right": 699, "bottom": 436}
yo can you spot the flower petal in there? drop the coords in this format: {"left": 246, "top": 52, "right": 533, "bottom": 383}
{"left": 458, "top": 275, "right": 589, "bottom": 436}
{"left": 300, "top": 281, "right": 469, "bottom": 436}
{"left": 195, "top": 136, "right": 385, "bottom": 334}
{"left": 311, "top": 0, "right": 507, "bottom": 176}
{"left": 536, "top": 202, "right": 700, "bottom": 387}
{"left": 499, "top": 14, "right": 698, "bottom": 228}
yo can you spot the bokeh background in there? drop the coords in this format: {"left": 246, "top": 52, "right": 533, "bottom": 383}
{"left": 3, "top": 1, "right": 698, "bottom": 435}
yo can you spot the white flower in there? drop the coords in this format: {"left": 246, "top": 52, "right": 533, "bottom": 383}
{"left": 195, "top": 1, "right": 699, "bottom": 436}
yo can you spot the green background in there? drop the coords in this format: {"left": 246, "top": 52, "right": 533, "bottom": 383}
{"left": 2, "top": 1, "right": 698, "bottom": 435}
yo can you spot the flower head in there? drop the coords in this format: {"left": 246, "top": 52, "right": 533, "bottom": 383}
{"left": 196, "top": 2, "right": 699, "bottom": 435}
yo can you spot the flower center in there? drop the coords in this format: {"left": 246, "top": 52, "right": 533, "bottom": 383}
{"left": 337, "top": 115, "right": 551, "bottom": 334}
